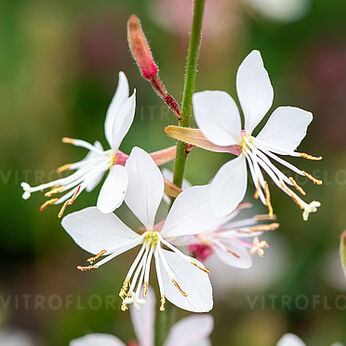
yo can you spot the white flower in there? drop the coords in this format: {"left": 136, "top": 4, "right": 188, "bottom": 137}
{"left": 276, "top": 333, "right": 306, "bottom": 346}
{"left": 21, "top": 72, "right": 136, "bottom": 216}
{"left": 70, "top": 289, "right": 214, "bottom": 346}
{"left": 168, "top": 50, "right": 322, "bottom": 220}
{"left": 178, "top": 203, "right": 278, "bottom": 269}
{"left": 244, "top": 0, "right": 310, "bottom": 23}
{"left": 62, "top": 147, "right": 216, "bottom": 312}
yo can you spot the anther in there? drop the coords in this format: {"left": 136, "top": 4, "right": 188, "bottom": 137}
{"left": 255, "top": 214, "right": 277, "bottom": 221}
{"left": 87, "top": 250, "right": 107, "bottom": 264}
{"left": 62, "top": 137, "right": 74, "bottom": 144}
{"left": 40, "top": 198, "right": 59, "bottom": 211}
{"left": 172, "top": 279, "right": 187, "bottom": 297}
{"left": 289, "top": 177, "right": 306, "bottom": 195}
{"left": 160, "top": 295, "right": 166, "bottom": 311}
{"left": 190, "top": 260, "right": 210, "bottom": 274}
{"left": 58, "top": 185, "right": 81, "bottom": 218}
{"left": 264, "top": 181, "right": 273, "bottom": 218}
{"left": 250, "top": 223, "right": 280, "bottom": 232}
{"left": 302, "top": 171, "right": 323, "bottom": 185}
{"left": 226, "top": 248, "right": 240, "bottom": 258}
{"left": 57, "top": 164, "right": 71, "bottom": 173}
{"left": 143, "top": 281, "right": 148, "bottom": 297}
{"left": 44, "top": 186, "right": 65, "bottom": 197}
{"left": 300, "top": 153, "right": 322, "bottom": 161}
{"left": 77, "top": 265, "right": 98, "bottom": 271}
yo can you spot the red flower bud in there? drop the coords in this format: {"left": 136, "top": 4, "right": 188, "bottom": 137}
{"left": 127, "top": 14, "right": 158, "bottom": 80}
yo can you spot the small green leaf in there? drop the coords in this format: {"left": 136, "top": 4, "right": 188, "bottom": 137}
{"left": 340, "top": 231, "right": 346, "bottom": 279}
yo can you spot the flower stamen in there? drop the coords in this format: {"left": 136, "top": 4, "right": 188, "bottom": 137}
{"left": 87, "top": 250, "right": 107, "bottom": 264}
{"left": 302, "top": 171, "right": 323, "bottom": 185}
{"left": 289, "top": 177, "right": 306, "bottom": 195}
{"left": 264, "top": 181, "right": 273, "bottom": 217}
{"left": 172, "top": 279, "right": 188, "bottom": 297}
{"left": 190, "top": 260, "right": 210, "bottom": 274}
{"left": 77, "top": 264, "right": 98, "bottom": 271}
{"left": 160, "top": 294, "right": 166, "bottom": 311}
{"left": 300, "top": 153, "right": 322, "bottom": 161}
{"left": 39, "top": 198, "right": 59, "bottom": 211}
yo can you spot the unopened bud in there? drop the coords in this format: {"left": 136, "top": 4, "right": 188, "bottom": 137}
{"left": 127, "top": 14, "right": 181, "bottom": 120}
{"left": 127, "top": 14, "right": 158, "bottom": 80}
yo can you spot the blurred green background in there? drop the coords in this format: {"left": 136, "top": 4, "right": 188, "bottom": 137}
{"left": 1, "top": 0, "right": 346, "bottom": 345}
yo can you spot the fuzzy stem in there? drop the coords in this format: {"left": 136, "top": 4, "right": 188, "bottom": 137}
{"left": 172, "top": 0, "right": 205, "bottom": 191}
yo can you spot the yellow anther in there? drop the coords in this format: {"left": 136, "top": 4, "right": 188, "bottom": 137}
{"left": 302, "top": 171, "right": 323, "bottom": 185}
{"left": 226, "top": 248, "right": 240, "bottom": 258}
{"left": 172, "top": 279, "right": 187, "bottom": 297}
{"left": 87, "top": 250, "right": 107, "bottom": 264}
{"left": 300, "top": 153, "right": 322, "bottom": 161}
{"left": 289, "top": 177, "right": 306, "bottom": 195}
{"left": 62, "top": 137, "right": 74, "bottom": 144}
{"left": 57, "top": 164, "right": 71, "bottom": 173}
{"left": 264, "top": 181, "right": 273, "bottom": 218}
{"left": 254, "top": 189, "right": 259, "bottom": 200}
{"left": 77, "top": 265, "right": 98, "bottom": 271}
{"left": 143, "top": 281, "right": 148, "bottom": 297}
{"left": 119, "top": 279, "right": 130, "bottom": 298}
{"left": 250, "top": 223, "right": 280, "bottom": 232}
{"left": 44, "top": 186, "right": 65, "bottom": 197}
{"left": 58, "top": 185, "right": 81, "bottom": 218}
{"left": 160, "top": 295, "right": 166, "bottom": 311}
{"left": 190, "top": 260, "right": 210, "bottom": 274}
{"left": 39, "top": 198, "right": 59, "bottom": 211}
{"left": 255, "top": 214, "right": 277, "bottom": 221}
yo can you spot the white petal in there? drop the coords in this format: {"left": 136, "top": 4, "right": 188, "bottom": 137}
{"left": 276, "top": 333, "right": 306, "bottom": 346}
{"left": 130, "top": 288, "right": 155, "bottom": 346}
{"left": 164, "top": 315, "right": 213, "bottom": 346}
{"left": 211, "top": 155, "right": 248, "bottom": 216}
{"left": 159, "top": 249, "right": 213, "bottom": 312}
{"left": 256, "top": 106, "right": 313, "bottom": 152}
{"left": 97, "top": 165, "right": 128, "bottom": 214}
{"left": 110, "top": 91, "right": 136, "bottom": 151}
{"left": 125, "top": 147, "right": 164, "bottom": 229}
{"left": 236, "top": 50, "right": 274, "bottom": 133}
{"left": 62, "top": 207, "right": 139, "bottom": 255}
{"left": 70, "top": 334, "right": 125, "bottom": 346}
{"left": 161, "top": 185, "right": 223, "bottom": 238}
{"left": 193, "top": 91, "right": 241, "bottom": 146}
{"left": 105, "top": 72, "right": 129, "bottom": 148}
{"left": 86, "top": 142, "right": 105, "bottom": 192}
{"left": 213, "top": 240, "right": 252, "bottom": 269}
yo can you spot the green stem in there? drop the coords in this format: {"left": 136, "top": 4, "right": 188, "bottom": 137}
{"left": 172, "top": 0, "right": 205, "bottom": 190}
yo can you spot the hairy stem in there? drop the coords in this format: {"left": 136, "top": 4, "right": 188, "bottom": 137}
{"left": 172, "top": 0, "right": 205, "bottom": 191}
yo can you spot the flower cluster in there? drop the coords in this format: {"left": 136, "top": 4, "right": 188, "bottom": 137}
{"left": 21, "top": 11, "right": 322, "bottom": 345}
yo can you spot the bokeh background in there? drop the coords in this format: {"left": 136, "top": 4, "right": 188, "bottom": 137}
{"left": 1, "top": 0, "right": 346, "bottom": 345}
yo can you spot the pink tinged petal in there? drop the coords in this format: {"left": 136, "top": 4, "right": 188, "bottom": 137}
{"left": 85, "top": 142, "right": 105, "bottom": 192}
{"left": 164, "top": 315, "right": 213, "bottom": 346}
{"left": 70, "top": 333, "right": 125, "bottom": 346}
{"left": 105, "top": 72, "right": 129, "bottom": 147}
{"left": 213, "top": 240, "right": 252, "bottom": 269}
{"left": 256, "top": 106, "right": 313, "bottom": 153}
{"left": 110, "top": 91, "right": 136, "bottom": 151}
{"left": 159, "top": 249, "right": 213, "bottom": 313}
{"left": 97, "top": 165, "right": 128, "bottom": 214}
{"left": 276, "top": 333, "right": 306, "bottom": 346}
{"left": 164, "top": 126, "right": 241, "bottom": 155}
{"left": 192, "top": 91, "right": 242, "bottom": 146}
{"left": 125, "top": 147, "right": 164, "bottom": 229}
{"left": 62, "top": 207, "right": 139, "bottom": 255}
{"left": 130, "top": 288, "right": 155, "bottom": 346}
{"left": 161, "top": 185, "right": 224, "bottom": 238}
{"left": 236, "top": 50, "right": 274, "bottom": 134}
{"left": 211, "top": 155, "right": 248, "bottom": 217}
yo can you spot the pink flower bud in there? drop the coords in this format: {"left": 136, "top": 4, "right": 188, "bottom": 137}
{"left": 127, "top": 14, "right": 158, "bottom": 80}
